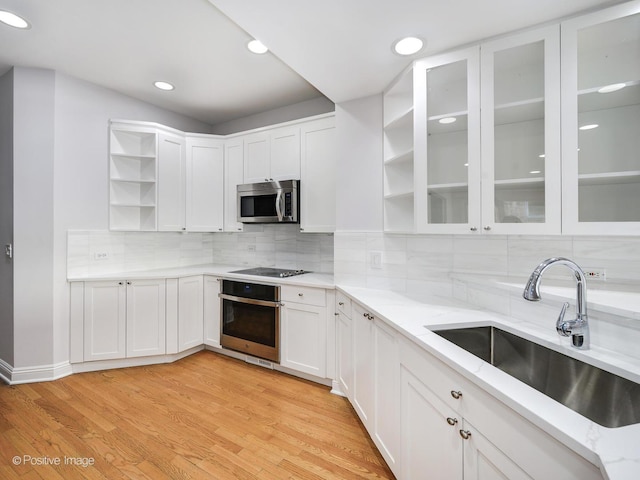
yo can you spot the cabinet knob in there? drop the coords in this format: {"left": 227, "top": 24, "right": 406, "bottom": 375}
{"left": 218, "top": 228, "right": 222, "bottom": 231}
{"left": 470, "top": 227, "right": 477, "bottom": 232}
{"left": 118, "top": 281, "right": 123, "bottom": 285}
{"left": 484, "top": 226, "right": 491, "bottom": 231}
{"left": 459, "top": 429, "right": 472, "bottom": 440}
{"left": 450, "top": 390, "right": 462, "bottom": 399}
{"left": 127, "top": 281, "right": 131, "bottom": 285}
{"left": 298, "top": 293, "right": 304, "bottom": 297}
{"left": 446, "top": 417, "right": 458, "bottom": 426}
{"left": 338, "top": 302, "right": 344, "bottom": 306}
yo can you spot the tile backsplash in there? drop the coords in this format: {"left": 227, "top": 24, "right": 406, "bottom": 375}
{"left": 334, "top": 232, "right": 640, "bottom": 296}
{"left": 67, "top": 225, "right": 333, "bottom": 278}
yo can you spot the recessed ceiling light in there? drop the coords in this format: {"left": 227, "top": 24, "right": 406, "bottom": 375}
{"left": 0, "top": 10, "right": 30, "bottom": 29}
{"left": 247, "top": 39, "right": 268, "bottom": 54}
{"left": 393, "top": 36, "right": 424, "bottom": 56}
{"left": 579, "top": 124, "right": 599, "bottom": 130}
{"left": 439, "top": 117, "right": 456, "bottom": 124}
{"left": 598, "top": 83, "right": 625, "bottom": 94}
{"left": 154, "top": 81, "right": 175, "bottom": 91}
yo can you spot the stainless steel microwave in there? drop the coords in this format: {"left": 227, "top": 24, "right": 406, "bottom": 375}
{"left": 237, "top": 180, "right": 299, "bottom": 224}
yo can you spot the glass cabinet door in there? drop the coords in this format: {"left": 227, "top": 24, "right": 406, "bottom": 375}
{"left": 562, "top": 3, "right": 640, "bottom": 234}
{"left": 480, "top": 25, "right": 561, "bottom": 234}
{"left": 414, "top": 47, "right": 481, "bottom": 233}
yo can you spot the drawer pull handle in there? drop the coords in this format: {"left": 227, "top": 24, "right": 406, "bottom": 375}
{"left": 450, "top": 390, "right": 462, "bottom": 399}
{"left": 459, "top": 429, "right": 472, "bottom": 440}
{"left": 446, "top": 417, "right": 458, "bottom": 426}
{"left": 339, "top": 302, "right": 344, "bottom": 306}
{"left": 298, "top": 293, "right": 304, "bottom": 297}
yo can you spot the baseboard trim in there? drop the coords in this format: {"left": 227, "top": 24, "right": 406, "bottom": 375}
{"left": 2, "top": 360, "right": 74, "bottom": 385}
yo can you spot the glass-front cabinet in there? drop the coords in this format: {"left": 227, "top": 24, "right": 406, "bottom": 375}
{"left": 561, "top": 2, "right": 640, "bottom": 234}
{"left": 414, "top": 47, "right": 481, "bottom": 233}
{"left": 480, "top": 25, "right": 561, "bottom": 234}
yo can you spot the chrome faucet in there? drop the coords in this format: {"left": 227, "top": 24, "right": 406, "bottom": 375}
{"left": 523, "top": 257, "right": 590, "bottom": 350}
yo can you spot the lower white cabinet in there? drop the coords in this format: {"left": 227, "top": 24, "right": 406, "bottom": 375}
{"left": 82, "top": 279, "right": 166, "bottom": 361}
{"left": 203, "top": 276, "right": 221, "bottom": 347}
{"left": 335, "top": 291, "right": 353, "bottom": 398}
{"left": 126, "top": 279, "right": 167, "bottom": 358}
{"left": 280, "top": 285, "right": 327, "bottom": 377}
{"left": 352, "top": 302, "right": 375, "bottom": 425}
{"left": 178, "top": 276, "right": 204, "bottom": 352}
{"left": 399, "top": 337, "right": 602, "bottom": 480}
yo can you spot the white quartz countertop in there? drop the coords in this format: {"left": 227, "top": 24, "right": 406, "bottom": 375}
{"left": 337, "top": 285, "right": 640, "bottom": 480}
{"left": 67, "top": 264, "right": 334, "bottom": 289}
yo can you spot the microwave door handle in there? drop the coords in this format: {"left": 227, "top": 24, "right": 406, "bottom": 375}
{"left": 275, "top": 190, "right": 284, "bottom": 221}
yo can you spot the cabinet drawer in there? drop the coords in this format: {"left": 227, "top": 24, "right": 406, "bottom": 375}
{"left": 281, "top": 285, "right": 326, "bottom": 307}
{"left": 336, "top": 291, "right": 352, "bottom": 318}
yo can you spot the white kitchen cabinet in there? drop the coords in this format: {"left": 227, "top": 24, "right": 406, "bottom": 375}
{"left": 203, "top": 275, "right": 221, "bottom": 348}
{"left": 178, "top": 275, "right": 204, "bottom": 352}
{"left": 399, "top": 337, "right": 602, "bottom": 480}
{"left": 561, "top": 1, "right": 640, "bottom": 234}
{"left": 82, "top": 279, "right": 166, "bottom": 361}
{"left": 335, "top": 291, "right": 353, "bottom": 399}
{"left": 372, "top": 317, "right": 400, "bottom": 473}
{"left": 83, "top": 281, "right": 127, "bottom": 361}
{"left": 243, "top": 125, "right": 301, "bottom": 184}
{"left": 383, "top": 66, "right": 415, "bottom": 233}
{"left": 280, "top": 285, "right": 327, "bottom": 377}
{"left": 479, "top": 25, "right": 561, "bottom": 234}
{"left": 351, "top": 302, "right": 375, "bottom": 425}
{"left": 157, "top": 130, "right": 186, "bottom": 231}
{"left": 224, "top": 137, "right": 244, "bottom": 232}
{"left": 185, "top": 135, "right": 224, "bottom": 232}
{"left": 300, "top": 116, "right": 336, "bottom": 233}
{"left": 126, "top": 279, "right": 167, "bottom": 358}
{"left": 109, "top": 123, "right": 158, "bottom": 231}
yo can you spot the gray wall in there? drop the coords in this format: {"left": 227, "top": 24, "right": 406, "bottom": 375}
{"left": 0, "top": 69, "right": 14, "bottom": 369}
{"left": 212, "top": 96, "right": 335, "bottom": 134}
{"left": 4, "top": 67, "right": 214, "bottom": 372}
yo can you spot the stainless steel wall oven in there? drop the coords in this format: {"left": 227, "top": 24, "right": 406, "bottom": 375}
{"left": 219, "top": 280, "right": 280, "bottom": 362}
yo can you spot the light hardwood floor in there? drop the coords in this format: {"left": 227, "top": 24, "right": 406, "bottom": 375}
{"left": 0, "top": 351, "right": 395, "bottom": 479}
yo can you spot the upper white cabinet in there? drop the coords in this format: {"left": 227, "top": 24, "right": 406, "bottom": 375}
{"left": 157, "top": 131, "right": 186, "bottom": 231}
{"left": 109, "top": 123, "right": 158, "bottom": 231}
{"left": 561, "top": 1, "right": 640, "bottom": 234}
{"left": 480, "top": 25, "right": 561, "bottom": 234}
{"left": 414, "top": 46, "right": 481, "bottom": 234}
{"left": 185, "top": 135, "right": 224, "bottom": 232}
{"left": 300, "top": 116, "right": 336, "bottom": 233}
{"left": 223, "top": 137, "right": 244, "bottom": 232}
{"left": 383, "top": 67, "right": 415, "bottom": 233}
{"left": 243, "top": 125, "right": 301, "bottom": 183}
{"left": 409, "top": 25, "right": 561, "bottom": 235}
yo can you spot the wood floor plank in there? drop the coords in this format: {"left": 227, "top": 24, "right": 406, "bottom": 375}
{"left": 1, "top": 351, "right": 395, "bottom": 479}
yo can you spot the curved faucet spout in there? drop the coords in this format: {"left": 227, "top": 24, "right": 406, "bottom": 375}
{"left": 523, "top": 257, "right": 590, "bottom": 350}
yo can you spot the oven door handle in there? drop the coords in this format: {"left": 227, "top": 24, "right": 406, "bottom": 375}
{"left": 219, "top": 293, "right": 282, "bottom": 308}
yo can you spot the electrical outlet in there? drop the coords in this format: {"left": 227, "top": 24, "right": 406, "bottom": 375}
{"left": 247, "top": 244, "right": 256, "bottom": 252}
{"left": 93, "top": 252, "right": 109, "bottom": 261}
{"left": 584, "top": 268, "right": 606, "bottom": 281}
{"left": 370, "top": 251, "right": 382, "bottom": 269}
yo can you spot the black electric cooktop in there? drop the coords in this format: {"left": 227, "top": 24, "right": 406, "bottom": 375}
{"left": 230, "top": 267, "right": 309, "bottom": 278}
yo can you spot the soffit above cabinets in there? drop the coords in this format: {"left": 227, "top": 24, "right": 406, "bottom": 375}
{"left": 207, "top": 0, "right": 624, "bottom": 103}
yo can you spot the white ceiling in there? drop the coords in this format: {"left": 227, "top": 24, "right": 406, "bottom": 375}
{"left": 0, "top": 0, "right": 624, "bottom": 126}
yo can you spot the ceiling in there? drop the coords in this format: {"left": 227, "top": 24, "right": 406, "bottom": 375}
{"left": 0, "top": 0, "right": 625, "bottom": 127}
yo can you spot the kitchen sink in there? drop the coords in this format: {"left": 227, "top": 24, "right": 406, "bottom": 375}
{"left": 431, "top": 326, "right": 640, "bottom": 428}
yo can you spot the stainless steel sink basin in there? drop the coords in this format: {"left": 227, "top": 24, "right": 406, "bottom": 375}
{"left": 432, "top": 326, "right": 640, "bottom": 428}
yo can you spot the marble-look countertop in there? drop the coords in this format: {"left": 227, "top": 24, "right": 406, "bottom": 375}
{"left": 337, "top": 285, "right": 640, "bottom": 480}
{"left": 67, "top": 263, "right": 335, "bottom": 289}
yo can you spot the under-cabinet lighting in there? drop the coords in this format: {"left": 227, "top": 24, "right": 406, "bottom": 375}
{"left": 464, "top": 163, "right": 469, "bottom": 167}
{"left": 0, "top": 10, "right": 30, "bottom": 29}
{"left": 247, "top": 39, "right": 268, "bottom": 54}
{"left": 579, "top": 124, "right": 599, "bottom": 130}
{"left": 393, "top": 36, "right": 424, "bottom": 56}
{"left": 154, "top": 81, "right": 175, "bottom": 91}
{"left": 598, "top": 83, "right": 625, "bottom": 94}
{"left": 439, "top": 117, "right": 456, "bottom": 124}
{"left": 538, "top": 154, "right": 545, "bottom": 158}
{"left": 530, "top": 170, "right": 542, "bottom": 174}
